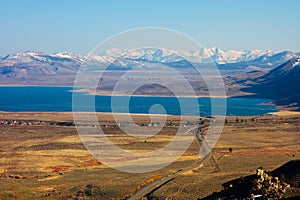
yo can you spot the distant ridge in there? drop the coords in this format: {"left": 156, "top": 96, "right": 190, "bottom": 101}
{"left": 1, "top": 47, "right": 273, "bottom": 65}
{"left": 1, "top": 49, "right": 300, "bottom": 110}
{"left": 97, "top": 47, "right": 272, "bottom": 64}
{"left": 243, "top": 57, "right": 300, "bottom": 110}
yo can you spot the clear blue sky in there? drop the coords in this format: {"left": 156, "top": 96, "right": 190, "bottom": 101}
{"left": 1, "top": 0, "right": 300, "bottom": 56}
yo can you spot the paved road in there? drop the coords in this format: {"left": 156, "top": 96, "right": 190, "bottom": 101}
{"left": 129, "top": 124, "right": 212, "bottom": 200}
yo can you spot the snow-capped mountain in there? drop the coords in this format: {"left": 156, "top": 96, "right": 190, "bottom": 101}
{"left": 0, "top": 47, "right": 277, "bottom": 66}
{"left": 0, "top": 51, "right": 88, "bottom": 77}
{"left": 2, "top": 51, "right": 88, "bottom": 65}
{"left": 218, "top": 51, "right": 300, "bottom": 72}
{"left": 1, "top": 48, "right": 298, "bottom": 75}
{"left": 97, "top": 47, "right": 272, "bottom": 64}
{"left": 244, "top": 57, "right": 300, "bottom": 110}
{"left": 255, "top": 57, "right": 300, "bottom": 82}
{"left": 248, "top": 51, "right": 299, "bottom": 68}
{"left": 1, "top": 49, "right": 299, "bottom": 109}
{"left": 0, "top": 51, "right": 107, "bottom": 74}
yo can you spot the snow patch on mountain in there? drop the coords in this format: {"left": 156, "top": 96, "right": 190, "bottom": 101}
{"left": 291, "top": 57, "right": 300, "bottom": 68}
{"left": 97, "top": 47, "right": 273, "bottom": 64}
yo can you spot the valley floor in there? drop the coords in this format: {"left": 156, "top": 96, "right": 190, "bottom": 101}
{"left": 0, "top": 113, "right": 299, "bottom": 199}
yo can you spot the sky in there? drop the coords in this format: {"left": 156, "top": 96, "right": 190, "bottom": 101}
{"left": 1, "top": 0, "right": 300, "bottom": 56}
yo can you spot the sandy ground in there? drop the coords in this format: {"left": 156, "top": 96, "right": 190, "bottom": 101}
{"left": 269, "top": 110, "right": 300, "bottom": 116}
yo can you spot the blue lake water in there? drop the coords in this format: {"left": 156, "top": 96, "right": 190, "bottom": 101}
{"left": 0, "top": 86, "right": 278, "bottom": 116}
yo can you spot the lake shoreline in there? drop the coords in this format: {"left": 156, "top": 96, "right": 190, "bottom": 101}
{"left": 0, "top": 111, "right": 300, "bottom": 118}
{"left": 0, "top": 85, "right": 229, "bottom": 98}
{"left": 0, "top": 86, "right": 279, "bottom": 116}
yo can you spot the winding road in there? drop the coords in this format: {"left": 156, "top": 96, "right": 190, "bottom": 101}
{"left": 129, "top": 124, "right": 212, "bottom": 200}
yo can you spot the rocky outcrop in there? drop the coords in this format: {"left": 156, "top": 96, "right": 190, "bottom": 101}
{"left": 202, "top": 166, "right": 293, "bottom": 200}
{"left": 251, "top": 168, "right": 290, "bottom": 199}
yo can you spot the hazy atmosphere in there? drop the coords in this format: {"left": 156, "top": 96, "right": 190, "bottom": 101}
{"left": 1, "top": 0, "right": 300, "bottom": 55}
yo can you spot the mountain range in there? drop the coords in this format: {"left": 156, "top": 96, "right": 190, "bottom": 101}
{"left": 1, "top": 48, "right": 299, "bottom": 70}
{"left": 243, "top": 57, "right": 300, "bottom": 110}
{"left": 0, "top": 47, "right": 275, "bottom": 66}
{"left": 97, "top": 47, "right": 273, "bottom": 64}
{"left": 1, "top": 48, "right": 299, "bottom": 75}
{"left": 1, "top": 48, "right": 300, "bottom": 110}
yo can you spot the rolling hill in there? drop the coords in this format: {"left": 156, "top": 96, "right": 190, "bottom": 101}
{"left": 243, "top": 57, "right": 300, "bottom": 110}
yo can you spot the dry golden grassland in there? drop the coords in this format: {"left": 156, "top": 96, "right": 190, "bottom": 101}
{"left": 0, "top": 113, "right": 299, "bottom": 199}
